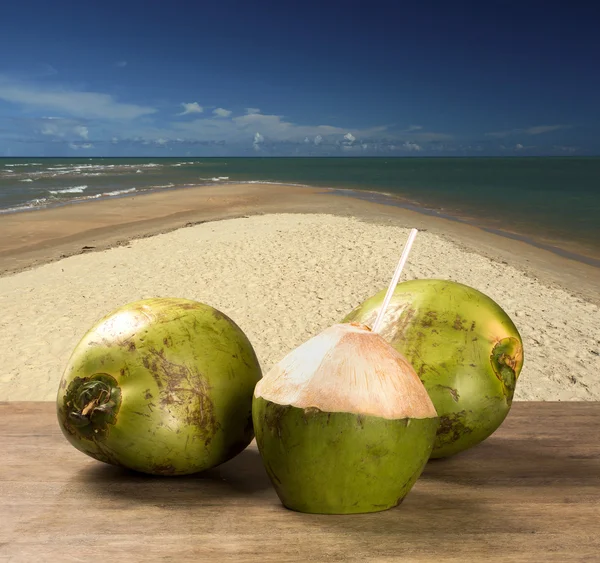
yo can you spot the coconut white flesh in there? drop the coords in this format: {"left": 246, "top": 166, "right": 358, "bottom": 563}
{"left": 254, "top": 323, "right": 438, "bottom": 420}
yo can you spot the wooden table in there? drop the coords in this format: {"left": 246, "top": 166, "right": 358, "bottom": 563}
{"left": 1, "top": 402, "right": 598, "bottom": 562}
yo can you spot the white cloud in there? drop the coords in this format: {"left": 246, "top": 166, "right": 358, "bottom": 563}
{"left": 169, "top": 110, "right": 368, "bottom": 146}
{"left": 213, "top": 108, "right": 232, "bottom": 118}
{"left": 486, "top": 124, "right": 568, "bottom": 138}
{"left": 111, "top": 137, "right": 119, "bottom": 144}
{"left": 253, "top": 131, "right": 264, "bottom": 150}
{"left": 362, "top": 143, "right": 368, "bottom": 150}
{"left": 74, "top": 125, "right": 88, "bottom": 139}
{"left": 0, "top": 76, "right": 157, "bottom": 119}
{"left": 73, "top": 105, "right": 450, "bottom": 153}
{"left": 553, "top": 145, "right": 577, "bottom": 153}
{"left": 524, "top": 125, "right": 566, "bottom": 135}
{"left": 406, "top": 125, "right": 423, "bottom": 132}
{"left": 515, "top": 143, "right": 524, "bottom": 150}
{"left": 41, "top": 123, "right": 60, "bottom": 136}
{"left": 178, "top": 102, "right": 204, "bottom": 115}
{"left": 69, "top": 142, "right": 94, "bottom": 150}
{"left": 156, "top": 138, "right": 168, "bottom": 145}
{"left": 116, "top": 61, "right": 127, "bottom": 68}
{"left": 37, "top": 118, "right": 85, "bottom": 139}
{"left": 403, "top": 141, "right": 422, "bottom": 151}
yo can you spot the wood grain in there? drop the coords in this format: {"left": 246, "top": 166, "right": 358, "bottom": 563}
{"left": 1, "top": 402, "right": 599, "bottom": 562}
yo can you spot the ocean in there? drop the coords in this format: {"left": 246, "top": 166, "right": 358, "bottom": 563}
{"left": 1, "top": 157, "right": 599, "bottom": 263}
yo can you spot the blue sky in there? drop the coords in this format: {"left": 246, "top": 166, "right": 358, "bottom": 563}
{"left": 0, "top": 0, "right": 598, "bottom": 156}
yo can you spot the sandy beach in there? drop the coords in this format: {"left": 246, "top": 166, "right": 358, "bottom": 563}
{"left": 1, "top": 183, "right": 599, "bottom": 402}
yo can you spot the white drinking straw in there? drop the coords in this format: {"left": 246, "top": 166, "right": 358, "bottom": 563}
{"left": 371, "top": 228, "right": 418, "bottom": 334}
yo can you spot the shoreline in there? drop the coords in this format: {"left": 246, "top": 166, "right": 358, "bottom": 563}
{"left": 1, "top": 182, "right": 599, "bottom": 306}
{"left": 2, "top": 171, "right": 599, "bottom": 266}
{"left": 329, "top": 189, "right": 600, "bottom": 268}
{"left": 0, "top": 180, "right": 315, "bottom": 216}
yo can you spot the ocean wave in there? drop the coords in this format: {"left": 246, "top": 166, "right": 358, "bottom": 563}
{"left": 0, "top": 185, "right": 139, "bottom": 214}
{"left": 100, "top": 187, "right": 137, "bottom": 197}
{"left": 4, "top": 162, "right": 42, "bottom": 167}
{"left": 48, "top": 185, "right": 88, "bottom": 195}
{"left": 194, "top": 178, "right": 312, "bottom": 188}
{"left": 0, "top": 198, "right": 50, "bottom": 214}
{"left": 19, "top": 178, "right": 34, "bottom": 182}
{"left": 44, "top": 163, "right": 163, "bottom": 173}
{"left": 147, "top": 183, "right": 175, "bottom": 189}
{"left": 234, "top": 180, "right": 311, "bottom": 188}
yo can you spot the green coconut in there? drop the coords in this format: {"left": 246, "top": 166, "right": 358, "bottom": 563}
{"left": 343, "top": 279, "right": 524, "bottom": 458}
{"left": 252, "top": 322, "right": 439, "bottom": 514}
{"left": 57, "top": 297, "right": 262, "bottom": 475}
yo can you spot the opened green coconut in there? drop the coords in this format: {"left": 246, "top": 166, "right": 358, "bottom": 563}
{"left": 57, "top": 298, "right": 262, "bottom": 475}
{"left": 253, "top": 322, "right": 439, "bottom": 514}
{"left": 343, "top": 279, "right": 524, "bottom": 458}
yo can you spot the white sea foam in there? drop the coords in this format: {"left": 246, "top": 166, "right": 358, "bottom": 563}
{"left": 233, "top": 180, "right": 310, "bottom": 188}
{"left": 0, "top": 198, "right": 49, "bottom": 214}
{"left": 147, "top": 183, "right": 175, "bottom": 189}
{"left": 19, "top": 178, "right": 34, "bottom": 182}
{"left": 101, "top": 188, "right": 137, "bottom": 197}
{"left": 48, "top": 185, "right": 88, "bottom": 195}
{"left": 55, "top": 187, "right": 136, "bottom": 201}
{"left": 43, "top": 163, "right": 162, "bottom": 173}
{"left": 1, "top": 184, "right": 139, "bottom": 215}
{"left": 4, "top": 163, "right": 42, "bottom": 167}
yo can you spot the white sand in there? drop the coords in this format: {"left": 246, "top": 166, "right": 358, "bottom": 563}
{"left": 1, "top": 213, "right": 598, "bottom": 401}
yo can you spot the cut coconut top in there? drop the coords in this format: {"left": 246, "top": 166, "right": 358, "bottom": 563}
{"left": 254, "top": 323, "right": 438, "bottom": 420}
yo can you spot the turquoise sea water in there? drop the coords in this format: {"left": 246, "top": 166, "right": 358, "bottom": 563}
{"left": 1, "top": 157, "right": 599, "bottom": 262}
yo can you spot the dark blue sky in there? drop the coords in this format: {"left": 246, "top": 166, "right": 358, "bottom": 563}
{"left": 0, "top": 0, "right": 598, "bottom": 156}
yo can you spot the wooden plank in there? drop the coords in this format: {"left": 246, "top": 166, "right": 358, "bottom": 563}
{"left": 0, "top": 401, "right": 599, "bottom": 562}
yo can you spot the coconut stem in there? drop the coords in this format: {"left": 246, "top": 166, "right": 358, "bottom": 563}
{"left": 62, "top": 375, "right": 122, "bottom": 440}
{"left": 371, "top": 228, "right": 418, "bottom": 334}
